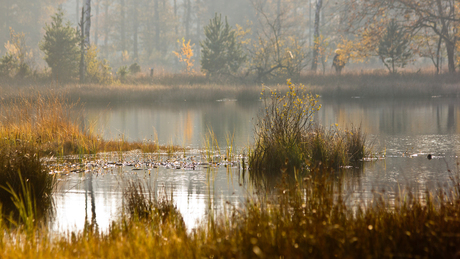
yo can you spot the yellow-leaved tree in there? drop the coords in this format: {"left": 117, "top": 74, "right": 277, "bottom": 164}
{"left": 173, "top": 38, "right": 195, "bottom": 74}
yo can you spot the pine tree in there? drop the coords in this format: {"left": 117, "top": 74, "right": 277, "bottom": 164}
{"left": 39, "top": 9, "right": 80, "bottom": 81}
{"left": 200, "top": 13, "right": 245, "bottom": 78}
{"left": 378, "top": 20, "right": 412, "bottom": 74}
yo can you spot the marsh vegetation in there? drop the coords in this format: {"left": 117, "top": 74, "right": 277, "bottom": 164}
{"left": 0, "top": 81, "right": 458, "bottom": 258}
{"left": 1, "top": 0, "right": 460, "bottom": 257}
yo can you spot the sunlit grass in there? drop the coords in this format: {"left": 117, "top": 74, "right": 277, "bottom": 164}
{"left": 1, "top": 168, "right": 460, "bottom": 258}
{"left": 0, "top": 75, "right": 459, "bottom": 258}
{"left": 0, "top": 93, "right": 182, "bottom": 156}
{"left": 0, "top": 93, "right": 98, "bottom": 155}
{"left": 249, "top": 81, "right": 368, "bottom": 181}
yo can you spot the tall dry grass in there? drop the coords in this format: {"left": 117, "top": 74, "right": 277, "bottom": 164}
{"left": 1, "top": 167, "right": 460, "bottom": 258}
{"left": 249, "top": 81, "right": 367, "bottom": 181}
{"left": 2, "top": 69, "right": 458, "bottom": 105}
{"left": 0, "top": 142, "right": 56, "bottom": 222}
{"left": 0, "top": 94, "right": 99, "bottom": 155}
{"left": 0, "top": 93, "right": 181, "bottom": 155}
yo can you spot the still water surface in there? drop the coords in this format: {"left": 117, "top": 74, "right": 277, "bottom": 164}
{"left": 53, "top": 97, "right": 460, "bottom": 233}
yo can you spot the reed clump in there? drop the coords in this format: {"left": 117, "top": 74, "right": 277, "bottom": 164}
{"left": 0, "top": 93, "right": 182, "bottom": 155}
{"left": 0, "top": 93, "right": 99, "bottom": 155}
{"left": 123, "top": 180, "right": 186, "bottom": 232}
{"left": 0, "top": 142, "right": 56, "bottom": 221}
{"left": 307, "top": 124, "right": 366, "bottom": 169}
{"left": 249, "top": 80, "right": 367, "bottom": 178}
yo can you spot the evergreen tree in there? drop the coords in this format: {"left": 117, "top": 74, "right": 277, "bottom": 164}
{"left": 378, "top": 20, "right": 412, "bottom": 74}
{"left": 39, "top": 9, "right": 80, "bottom": 81}
{"left": 200, "top": 13, "right": 245, "bottom": 77}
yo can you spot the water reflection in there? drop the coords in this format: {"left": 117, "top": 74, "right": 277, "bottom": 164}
{"left": 52, "top": 152, "right": 248, "bottom": 233}
{"left": 53, "top": 97, "right": 460, "bottom": 233}
{"left": 82, "top": 101, "right": 259, "bottom": 148}
{"left": 82, "top": 97, "right": 460, "bottom": 149}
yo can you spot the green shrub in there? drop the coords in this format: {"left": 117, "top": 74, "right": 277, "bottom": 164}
{"left": 0, "top": 54, "right": 17, "bottom": 77}
{"left": 128, "top": 63, "right": 141, "bottom": 74}
{"left": 378, "top": 20, "right": 412, "bottom": 74}
{"left": 15, "top": 63, "right": 31, "bottom": 78}
{"left": 117, "top": 66, "right": 129, "bottom": 79}
{"left": 85, "top": 45, "right": 113, "bottom": 84}
{"left": 39, "top": 8, "right": 80, "bottom": 81}
{"left": 0, "top": 28, "right": 34, "bottom": 79}
{"left": 200, "top": 13, "right": 246, "bottom": 78}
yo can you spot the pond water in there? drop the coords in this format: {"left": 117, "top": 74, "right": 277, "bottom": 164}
{"left": 52, "top": 97, "right": 460, "bottom": 233}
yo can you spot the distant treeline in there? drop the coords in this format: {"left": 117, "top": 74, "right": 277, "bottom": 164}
{"left": 1, "top": 0, "right": 460, "bottom": 82}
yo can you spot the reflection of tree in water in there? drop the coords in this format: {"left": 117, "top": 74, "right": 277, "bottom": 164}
{"left": 201, "top": 102, "right": 260, "bottom": 147}
{"left": 436, "top": 103, "right": 457, "bottom": 134}
{"left": 249, "top": 168, "right": 364, "bottom": 198}
{"left": 378, "top": 106, "right": 409, "bottom": 135}
{"left": 183, "top": 111, "right": 195, "bottom": 144}
{"left": 85, "top": 172, "right": 97, "bottom": 231}
{"left": 447, "top": 104, "right": 455, "bottom": 132}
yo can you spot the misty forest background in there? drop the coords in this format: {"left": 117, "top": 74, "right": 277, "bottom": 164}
{"left": 1, "top": 0, "right": 460, "bottom": 83}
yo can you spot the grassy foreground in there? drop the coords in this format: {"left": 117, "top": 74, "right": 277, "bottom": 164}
{"left": 1, "top": 171, "right": 460, "bottom": 258}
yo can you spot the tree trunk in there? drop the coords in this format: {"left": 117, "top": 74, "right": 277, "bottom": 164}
{"left": 309, "top": 0, "right": 311, "bottom": 48}
{"left": 311, "top": 0, "right": 322, "bottom": 72}
{"left": 95, "top": 0, "right": 99, "bottom": 46}
{"left": 436, "top": 36, "right": 442, "bottom": 74}
{"left": 85, "top": 0, "right": 91, "bottom": 46}
{"left": 80, "top": 7, "right": 86, "bottom": 84}
{"left": 120, "top": 0, "right": 126, "bottom": 53}
{"left": 104, "top": 0, "right": 109, "bottom": 59}
{"left": 308, "top": 0, "right": 313, "bottom": 48}
{"left": 277, "top": 0, "right": 281, "bottom": 36}
{"left": 435, "top": 0, "right": 455, "bottom": 73}
{"left": 174, "top": 0, "right": 178, "bottom": 36}
{"left": 185, "top": 0, "right": 191, "bottom": 39}
{"left": 174, "top": 0, "right": 179, "bottom": 70}
{"left": 76, "top": 0, "right": 80, "bottom": 24}
{"left": 195, "top": 0, "right": 201, "bottom": 58}
{"left": 446, "top": 40, "right": 456, "bottom": 73}
{"left": 154, "top": 0, "right": 160, "bottom": 50}
{"left": 132, "top": 0, "right": 139, "bottom": 61}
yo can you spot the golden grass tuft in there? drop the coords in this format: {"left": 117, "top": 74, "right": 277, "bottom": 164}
{"left": 0, "top": 93, "right": 182, "bottom": 155}
{"left": 249, "top": 81, "right": 367, "bottom": 180}
{"left": 0, "top": 93, "right": 98, "bottom": 155}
